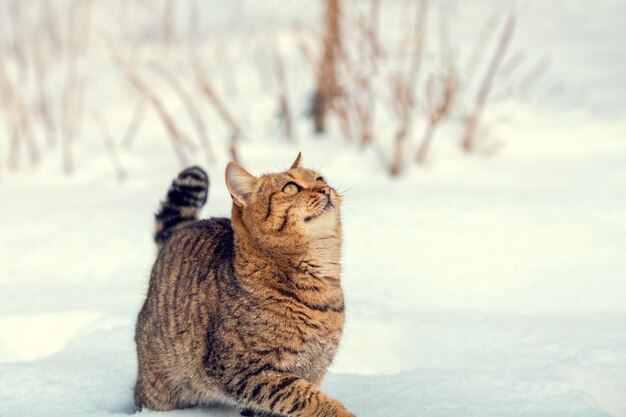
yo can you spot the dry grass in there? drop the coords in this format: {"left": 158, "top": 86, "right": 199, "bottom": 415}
{"left": 150, "top": 61, "right": 215, "bottom": 164}
{"left": 271, "top": 41, "right": 296, "bottom": 143}
{"left": 108, "top": 42, "right": 191, "bottom": 166}
{"left": 31, "top": 35, "right": 56, "bottom": 149}
{"left": 415, "top": 69, "right": 456, "bottom": 163}
{"left": 190, "top": 53, "right": 242, "bottom": 162}
{"left": 92, "top": 111, "right": 126, "bottom": 181}
{"left": 314, "top": 0, "right": 520, "bottom": 175}
{"left": 312, "top": 0, "right": 342, "bottom": 134}
{"left": 0, "top": 0, "right": 529, "bottom": 178}
{"left": 0, "top": 60, "right": 40, "bottom": 170}
{"left": 461, "top": 14, "right": 516, "bottom": 153}
{"left": 388, "top": 0, "right": 428, "bottom": 176}
{"left": 389, "top": 75, "right": 413, "bottom": 176}
{"left": 121, "top": 98, "right": 147, "bottom": 150}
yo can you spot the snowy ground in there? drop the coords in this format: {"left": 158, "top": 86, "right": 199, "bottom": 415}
{"left": 1, "top": 0, "right": 626, "bottom": 416}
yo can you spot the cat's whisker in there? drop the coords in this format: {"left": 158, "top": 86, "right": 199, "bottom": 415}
{"left": 338, "top": 204, "right": 366, "bottom": 216}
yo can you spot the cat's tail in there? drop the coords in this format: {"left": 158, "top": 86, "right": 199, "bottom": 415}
{"left": 154, "top": 166, "right": 209, "bottom": 250}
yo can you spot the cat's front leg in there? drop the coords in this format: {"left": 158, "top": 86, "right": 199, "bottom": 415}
{"left": 227, "top": 368, "right": 355, "bottom": 417}
{"left": 240, "top": 407, "right": 280, "bottom": 417}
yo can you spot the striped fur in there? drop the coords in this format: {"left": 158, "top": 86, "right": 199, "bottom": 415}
{"left": 135, "top": 158, "right": 354, "bottom": 417}
{"left": 154, "top": 166, "right": 209, "bottom": 251}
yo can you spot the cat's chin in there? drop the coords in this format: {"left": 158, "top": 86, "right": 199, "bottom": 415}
{"left": 304, "top": 198, "right": 335, "bottom": 222}
{"left": 303, "top": 207, "right": 338, "bottom": 232}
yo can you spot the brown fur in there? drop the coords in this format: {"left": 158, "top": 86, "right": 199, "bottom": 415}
{"left": 135, "top": 154, "right": 354, "bottom": 417}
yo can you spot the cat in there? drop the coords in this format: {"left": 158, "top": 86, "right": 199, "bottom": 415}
{"left": 134, "top": 153, "right": 355, "bottom": 417}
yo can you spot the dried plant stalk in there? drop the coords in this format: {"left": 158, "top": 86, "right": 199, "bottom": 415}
{"left": 333, "top": 96, "right": 354, "bottom": 143}
{"left": 161, "top": 0, "right": 175, "bottom": 51}
{"left": 190, "top": 56, "right": 239, "bottom": 132}
{"left": 228, "top": 130, "right": 239, "bottom": 164}
{"left": 354, "top": 0, "right": 382, "bottom": 69}
{"left": 31, "top": 35, "right": 56, "bottom": 148}
{"left": 389, "top": 76, "right": 412, "bottom": 176}
{"left": 150, "top": 61, "right": 215, "bottom": 164}
{"left": 92, "top": 112, "right": 126, "bottom": 181}
{"left": 368, "top": 0, "right": 381, "bottom": 60}
{"left": 461, "top": 14, "right": 516, "bottom": 152}
{"left": 108, "top": 43, "right": 190, "bottom": 166}
{"left": 189, "top": 0, "right": 199, "bottom": 37}
{"left": 296, "top": 36, "right": 319, "bottom": 78}
{"left": 190, "top": 54, "right": 241, "bottom": 162}
{"left": 60, "top": 69, "right": 83, "bottom": 174}
{"left": 60, "top": 85, "right": 74, "bottom": 174}
{"left": 415, "top": 70, "right": 457, "bottom": 163}
{"left": 271, "top": 42, "right": 296, "bottom": 142}
{"left": 389, "top": 0, "right": 428, "bottom": 175}
{"left": 340, "top": 35, "right": 376, "bottom": 161}
{"left": 7, "top": 123, "right": 21, "bottom": 171}
{"left": 338, "top": 35, "right": 374, "bottom": 148}
{"left": 408, "top": 0, "right": 428, "bottom": 85}
{"left": 42, "top": 0, "right": 62, "bottom": 51}
{"left": 60, "top": 0, "right": 92, "bottom": 174}
{"left": 349, "top": 77, "right": 374, "bottom": 147}
{"left": 312, "top": 0, "right": 342, "bottom": 133}
{"left": 464, "top": 14, "right": 498, "bottom": 89}
{"left": 8, "top": 0, "right": 28, "bottom": 82}
{"left": 517, "top": 56, "right": 550, "bottom": 97}
{"left": 0, "top": 61, "right": 40, "bottom": 169}
{"left": 121, "top": 98, "right": 147, "bottom": 150}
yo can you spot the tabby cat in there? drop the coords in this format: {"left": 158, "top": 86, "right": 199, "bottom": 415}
{"left": 134, "top": 153, "right": 354, "bottom": 417}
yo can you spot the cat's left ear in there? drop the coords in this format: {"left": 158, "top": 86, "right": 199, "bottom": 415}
{"left": 290, "top": 152, "right": 303, "bottom": 169}
{"left": 225, "top": 162, "right": 257, "bottom": 207}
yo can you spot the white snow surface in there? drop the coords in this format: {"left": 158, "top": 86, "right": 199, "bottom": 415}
{"left": 1, "top": 0, "right": 626, "bottom": 416}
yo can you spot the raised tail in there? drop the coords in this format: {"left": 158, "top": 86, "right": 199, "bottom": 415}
{"left": 154, "top": 166, "right": 209, "bottom": 250}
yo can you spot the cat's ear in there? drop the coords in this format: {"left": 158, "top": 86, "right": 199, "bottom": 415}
{"left": 225, "top": 162, "right": 257, "bottom": 207}
{"left": 290, "top": 152, "right": 303, "bottom": 169}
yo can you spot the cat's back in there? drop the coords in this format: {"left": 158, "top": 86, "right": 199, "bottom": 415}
{"left": 135, "top": 217, "right": 237, "bottom": 407}
{"left": 155, "top": 217, "right": 234, "bottom": 278}
{"left": 139, "top": 217, "right": 234, "bottom": 334}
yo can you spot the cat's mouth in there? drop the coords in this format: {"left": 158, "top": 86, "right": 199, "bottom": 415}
{"left": 304, "top": 198, "right": 334, "bottom": 222}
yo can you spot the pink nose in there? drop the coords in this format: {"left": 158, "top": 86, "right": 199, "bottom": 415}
{"left": 319, "top": 186, "right": 331, "bottom": 196}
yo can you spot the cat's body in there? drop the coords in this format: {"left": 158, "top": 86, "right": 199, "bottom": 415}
{"left": 135, "top": 156, "right": 354, "bottom": 417}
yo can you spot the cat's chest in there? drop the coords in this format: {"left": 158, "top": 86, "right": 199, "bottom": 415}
{"left": 256, "top": 292, "right": 344, "bottom": 345}
{"left": 253, "top": 286, "right": 344, "bottom": 381}
{"left": 265, "top": 310, "right": 342, "bottom": 382}
{"left": 281, "top": 336, "right": 339, "bottom": 382}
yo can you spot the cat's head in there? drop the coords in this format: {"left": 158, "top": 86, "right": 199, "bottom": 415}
{"left": 225, "top": 153, "right": 342, "bottom": 250}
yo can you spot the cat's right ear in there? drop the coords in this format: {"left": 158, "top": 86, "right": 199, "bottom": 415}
{"left": 225, "top": 162, "right": 257, "bottom": 207}
{"left": 290, "top": 152, "right": 303, "bottom": 169}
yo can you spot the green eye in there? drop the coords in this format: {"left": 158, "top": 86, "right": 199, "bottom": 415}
{"left": 283, "top": 182, "right": 299, "bottom": 195}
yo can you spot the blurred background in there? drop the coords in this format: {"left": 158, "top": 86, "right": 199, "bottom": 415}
{"left": 0, "top": 0, "right": 625, "bottom": 416}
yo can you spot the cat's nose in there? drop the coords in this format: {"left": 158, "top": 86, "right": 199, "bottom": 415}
{"left": 318, "top": 186, "right": 331, "bottom": 196}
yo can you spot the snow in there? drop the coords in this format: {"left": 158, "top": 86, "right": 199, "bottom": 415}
{"left": 1, "top": 0, "right": 626, "bottom": 416}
